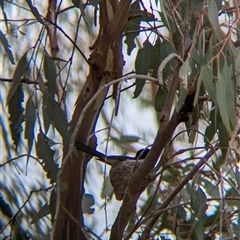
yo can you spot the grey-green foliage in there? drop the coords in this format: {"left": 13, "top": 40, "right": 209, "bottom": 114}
{"left": 1, "top": 0, "right": 240, "bottom": 239}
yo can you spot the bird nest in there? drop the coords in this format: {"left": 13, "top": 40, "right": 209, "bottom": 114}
{"left": 109, "top": 160, "right": 154, "bottom": 201}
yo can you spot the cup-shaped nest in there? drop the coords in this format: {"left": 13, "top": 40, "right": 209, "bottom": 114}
{"left": 109, "top": 160, "right": 154, "bottom": 200}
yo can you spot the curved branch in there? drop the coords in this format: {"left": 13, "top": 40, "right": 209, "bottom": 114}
{"left": 61, "top": 73, "right": 161, "bottom": 169}
{"left": 157, "top": 53, "right": 183, "bottom": 84}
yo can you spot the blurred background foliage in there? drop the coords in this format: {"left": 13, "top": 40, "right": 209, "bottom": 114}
{"left": 0, "top": 0, "right": 240, "bottom": 239}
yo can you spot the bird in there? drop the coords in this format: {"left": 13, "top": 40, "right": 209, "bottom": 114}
{"left": 75, "top": 141, "right": 153, "bottom": 200}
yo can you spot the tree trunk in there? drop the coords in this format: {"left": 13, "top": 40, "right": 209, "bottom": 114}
{"left": 51, "top": 1, "right": 131, "bottom": 239}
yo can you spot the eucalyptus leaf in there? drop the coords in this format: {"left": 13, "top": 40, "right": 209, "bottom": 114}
{"left": 50, "top": 56, "right": 68, "bottom": 62}
{"left": 7, "top": 51, "right": 28, "bottom": 104}
{"left": 88, "top": 0, "right": 104, "bottom": 5}
{"left": 50, "top": 189, "right": 56, "bottom": 223}
{"left": 155, "top": 86, "right": 168, "bottom": 112}
{"left": 205, "top": 107, "right": 217, "bottom": 145}
{"left": 31, "top": 203, "right": 50, "bottom": 224}
{"left": 101, "top": 176, "right": 113, "bottom": 198}
{"left": 37, "top": 73, "right": 51, "bottom": 133}
{"left": 134, "top": 40, "right": 152, "bottom": 98}
{"left": 8, "top": 86, "right": 24, "bottom": 150}
{"left": 134, "top": 39, "right": 161, "bottom": 98}
{"left": 235, "top": 52, "right": 240, "bottom": 87}
{"left": 0, "top": 195, "right": 13, "bottom": 218}
{"left": 221, "top": 62, "right": 237, "bottom": 130}
{"left": 24, "top": 96, "right": 36, "bottom": 170}
{"left": 159, "top": 39, "right": 175, "bottom": 76}
{"left": 216, "top": 70, "right": 231, "bottom": 133}
{"left": 176, "top": 84, "right": 188, "bottom": 112}
{"left": 120, "top": 135, "right": 140, "bottom": 143}
{"left": 44, "top": 54, "right": 56, "bottom": 99}
{"left": 179, "top": 58, "right": 191, "bottom": 89}
{"left": 208, "top": 0, "right": 222, "bottom": 41}
{"left": 0, "top": 30, "right": 15, "bottom": 64}
{"left": 71, "top": 0, "right": 80, "bottom": 8}
{"left": 124, "top": 1, "right": 141, "bottom": 55}
{"left": 82, "top": 194, "right": 95, "bottom": 214}
{"left": 0, "top": 1, "right": 8, "bottom": 29}
{"left": 200, "top": 65, "right": 216, "bottom": 104}
{"left": 192, "top": 187, "right": 207, "bottom": 240}
{"left": 218, "top": 121, "right": 229, "bottom": 159}
{"left": 233, "top": 223, "right": 240, "bottom": 239}
{"left": 71, "top": 0, "right": 91, "bottom": 34}
{"left": 46, "top": 99, "right": 71, "bottom": 144}
{"left": 26, "top": 0, "right": 45, "bottom": 25}
{"left": 36, "top": 132, "right": 58, "bottom": 183}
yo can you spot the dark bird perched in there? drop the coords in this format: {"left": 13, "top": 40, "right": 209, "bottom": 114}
{"left": 75, "top": 141, "right": 153, "bottom": 200}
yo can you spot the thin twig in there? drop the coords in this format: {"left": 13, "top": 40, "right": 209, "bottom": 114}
{"left": 0, "top": 187, "right": 52, "bottom": 234}
{"left": 0, "top": 154, "right": 42, "bottom": 167}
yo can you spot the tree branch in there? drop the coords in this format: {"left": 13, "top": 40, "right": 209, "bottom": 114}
{"left": 110, "top": 110, "right": 181, "bottom": 240}
{"left": 140, "top": 146, "right": 220, "bottom": 239}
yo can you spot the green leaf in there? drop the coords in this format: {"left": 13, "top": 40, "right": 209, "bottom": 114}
{"left": 151, "top": 38, "right": 162, "bottom": 77}
{"left": 204, "top": 208, "right": 219, "bottom": 227}
{"left": 154, "top": 86, "right": 168, "bottom": 112}
{"left": 82, "top": 194, "right": 95, "bottom": 214}
{"left": 44, "top": 54, "right": 56, "bottom": 99}
{"left": 205, "top": 106, "right": 217, "bottom": 145}
{"left": 37, "top": 71, "right": 46, "bottom": 93}
{"left": 36, "top": 132, "right": 58, "bottom": 183}
{"left": 179, "top": 57, "right": 191, "bottom": 89}
{"left": 208, "top": 0, "right": 222, "bottom": 41}
{"left": 88, "top": 0, "right": 104, "bottom": 5}
{"left": 124, "top": 1, "right": 141, "bottom": 55}
{"left": 0, "top": 30, "right": 15, "bottom": 64}
{"left": 71, "top": 0, "right": 80, "bottom": 8}
{"left": 235, "top": 51, "right": 240, "bottom": 87}
{"left": 176, "top": 84, "right": 188, "bottom": 112}
{"left": 236, "top": 166, "right": 240, "bottom": 190}
{"left": 192, "top": 187, "right": 207, "bottom": 240}
{"left": 134, "top": 39, "right": 161, "bottom": 98}
{"left": 50, "top": 56, "right": 68, "bottom": 62}
{"left": 0, "top": 195, "right": 13, "bottom": 218}
{"left": 134, "top": 40, "right": 152, "bottom": 98}
{"left": 37, "top": 73, "right": 51, "bottom": 133}
{"left": 216, "top": 70, "right": 231, "bottom": 133}
{"left": 24, "top": 96, "right": 36, "bottom": 169}
{"left": 227, "top": 42, "right": 240, "bottom": 87}
{"left": 200, "top": 65, "right": 216, "bottom": 104}
{"left": 233, "top": 223, "right": 240, "bottom": 239}
{"left": 0, "top": 117, "right": 12, "bottom": 159}
{"left": 8, "top": 86, "right": 24, "bottom": 150}
{"left": 71, "top": 0, "right": 91, "bottom": 34}
{"left": 31, "top": 203, "right": 50, "bottom": 224}
{"left": 160, "top": 0, "right": 171, "bottom": 31}
{"left": 7, "top": 51, "right": 28, "bottom": 103}
{"left": 218, "top": 121, "right": 229, "bottom": 159}
{"left": 50, "top": 189, "right": 56, "bottom": 223}
{"left": 119, "top": 135, "right": 140, "bottom": 143}
{"left": 101, "top": 176, "right": 113, "bottom": 198}
{"left": 188, "top": 123, "right": 198, "bottom": 144}
{"left": 26, "top": 0, "right": 45, "bottom": 25}
{"left": 46, "top": 99, "right": 71, "bottom": 144}
{"left": 159, "top": 39, "right": 175, "bottom": 76}
{"left": 0, "top": 1, "right": 8, "bottom": 30}
{"left": 42, "top": 94, "right": 51, "bottom": 134}
{"left": 221, "top": 62, "right": 237, "bottom": 130}
{"left": 202, "top": 178, "right": 219, "bottom": 199}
